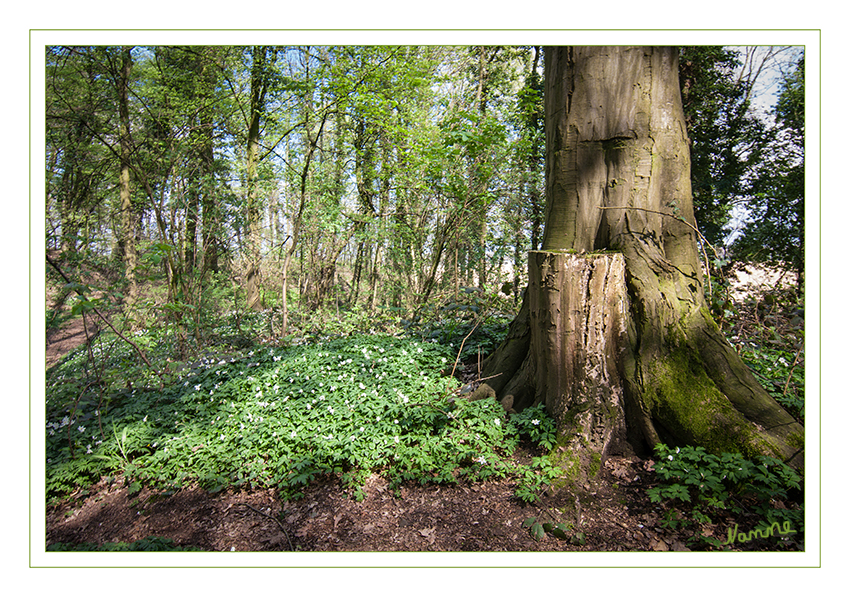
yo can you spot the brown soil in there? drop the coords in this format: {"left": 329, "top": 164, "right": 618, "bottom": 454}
{"left": 47, "top": 455, "right": 697, "bottom": 552}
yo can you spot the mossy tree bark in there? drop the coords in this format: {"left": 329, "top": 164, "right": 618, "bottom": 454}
{"left": 482, "top": 47, "right": 804, "bottom": 476}
{"left": 116, "top": 46, "right": 139, "bottom": 327}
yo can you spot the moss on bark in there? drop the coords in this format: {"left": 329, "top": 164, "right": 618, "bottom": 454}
{"left": 641, "top": 347, "right": 771, "bottom": 457}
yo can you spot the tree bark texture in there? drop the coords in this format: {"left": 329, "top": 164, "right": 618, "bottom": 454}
{"left": 529, "top": 251, "right": 630, "bottom": 462}
{"left": 482, "top": 47, "right": 803, "bottom": 475}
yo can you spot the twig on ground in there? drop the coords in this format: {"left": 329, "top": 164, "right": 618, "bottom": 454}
{"left": 449, "top": 320, "right": 480, "bottom": 380}
{"left": 237, "top": 502, "right": 294, "bottom": 551}
{"left": 441, "top": 319, "right": 481, "bottom": 401}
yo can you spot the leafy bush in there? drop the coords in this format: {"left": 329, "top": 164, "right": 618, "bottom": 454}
{"left": 405, "top": 287, "right": 513, "bottom": 361}
{"left": 647, "top": 444, "right": 803, "bottom": 550}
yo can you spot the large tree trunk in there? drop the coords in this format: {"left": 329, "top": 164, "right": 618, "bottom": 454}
{"left": 482, "top": 47, "right": 804, "bottom": 479}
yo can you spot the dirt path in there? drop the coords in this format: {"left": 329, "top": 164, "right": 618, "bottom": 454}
{"left": 46, "top": 315, "right": 97, "bottom": 369}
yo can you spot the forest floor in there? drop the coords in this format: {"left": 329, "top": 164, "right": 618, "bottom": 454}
{"left": 46, "top": 451, "right": 685, "bottom": 553}
{"left": 44, "top": 299, "right": 793, "bottom": 554}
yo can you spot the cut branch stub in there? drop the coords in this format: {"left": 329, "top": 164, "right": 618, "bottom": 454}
{"left": 528, "top": 250, "right": 630, "bottom": 467}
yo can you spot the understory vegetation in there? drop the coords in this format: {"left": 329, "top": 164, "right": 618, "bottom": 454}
{"left": 46, "top": 285, "right": 558, "bottom": 508}
{"left": 45, "top": 257, "right": 804, "bottom": 551}
{"left": 648, "top": 443, "right": 803, "bottom": 550}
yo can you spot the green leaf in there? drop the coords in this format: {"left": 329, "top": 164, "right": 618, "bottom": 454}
{"left": 551, "top": 523, "right": 570, "bottom": 540}
{"left": 531, "top": 522, "right": 546, "bottom": 541}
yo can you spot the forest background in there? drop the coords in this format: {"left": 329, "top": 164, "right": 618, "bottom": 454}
{"left": 22, "top": 26, "right": 832, "bottom": 578}
{"left": 41, "top": 42, "right": 806, "bottom": 350}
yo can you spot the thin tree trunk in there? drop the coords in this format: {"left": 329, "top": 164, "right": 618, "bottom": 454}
{"left": 368, "top": 242, "right": 382, "bottom": 311}
{"left": 281, "top": 108, "right": 328, "bottom": 334}
{"left": 117, "top": 46, "right": 138, "bottom": 325}
{"left": 350, "top": 240, "right": 366, "bottom": 305}
{"left": 184, "top": 181, "right": 199, "bottom": 274}
{"left": 199, "top": 47, "right": 219, "bottom": 275}
{"left": 244, "top": 46, "right": 269, "bottom": 312}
